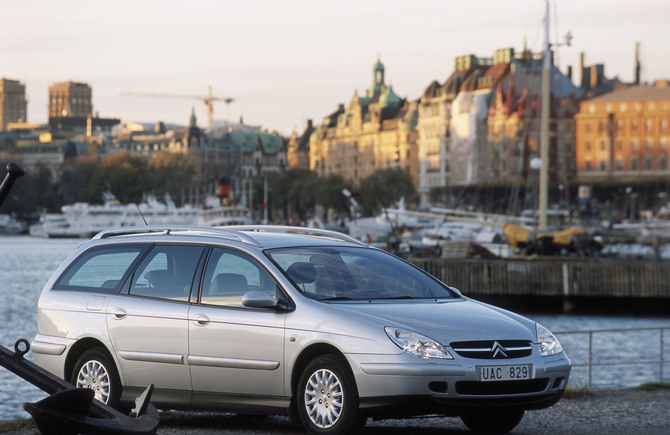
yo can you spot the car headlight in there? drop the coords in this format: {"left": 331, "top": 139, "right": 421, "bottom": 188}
{"left": 536, "top": 323, "right": 563, "bottom": 356}
{"left": 385, "top": 327, "right": 453, "bottom": 359}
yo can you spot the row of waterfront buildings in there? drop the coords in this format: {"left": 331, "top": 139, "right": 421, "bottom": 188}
{"left": 2, "top": 43, "right": 670, "bottom": 212}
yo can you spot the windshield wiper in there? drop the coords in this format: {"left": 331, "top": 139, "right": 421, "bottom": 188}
{"left": 319, "top": 296, "right": 353, "bottom": 301}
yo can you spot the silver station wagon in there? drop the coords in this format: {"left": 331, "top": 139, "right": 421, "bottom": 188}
{"left": 32, "top": 226, "right": 570, "bottom": 434}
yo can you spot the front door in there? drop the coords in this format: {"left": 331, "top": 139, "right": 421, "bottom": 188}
{"left": 188, "top": 247, "right": 286, "bottom": 404}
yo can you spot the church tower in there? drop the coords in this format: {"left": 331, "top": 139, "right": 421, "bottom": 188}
{"left": 367, "top": 57, "right": 385, "bottom": 98}
{"left": 185, "top": 107, "right": 204, "bottom": 149}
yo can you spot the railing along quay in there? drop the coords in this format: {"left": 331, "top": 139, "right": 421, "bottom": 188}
{"left": 555, "top": 327, "right": 670, "bottom": 388}
{"left": 410, "top": 258, "right": 670, "bottom": 299}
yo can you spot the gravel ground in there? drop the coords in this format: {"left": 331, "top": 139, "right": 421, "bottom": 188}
{"left": 2, "top": 387, "right": 669, "bottom": 434}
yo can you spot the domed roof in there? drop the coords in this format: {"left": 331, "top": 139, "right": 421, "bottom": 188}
{"left": 379, "top": 85, "right": 401, "bottom": 107}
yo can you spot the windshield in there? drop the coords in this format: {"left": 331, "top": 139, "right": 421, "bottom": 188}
{"left": 267, "top": 246, "right": 458, "bottom": 301}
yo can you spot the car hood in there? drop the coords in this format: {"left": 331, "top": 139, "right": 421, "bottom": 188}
{"left": 333, "top": 298, "right": 537, "bottom": 344}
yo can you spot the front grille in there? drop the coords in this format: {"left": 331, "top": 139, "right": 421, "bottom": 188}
{"left": 450, "top": 340, "right": 532, "bottom": 359}
{"left": 456, "top": 379, "right": 549, "bottom": 395}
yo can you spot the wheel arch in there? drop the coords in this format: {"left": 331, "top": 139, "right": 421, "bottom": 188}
{"left": 64, "top": 337, "right": 115, "bottom": 383}
{"left": 290, "top": 343, "right": 348, "bottom": 397}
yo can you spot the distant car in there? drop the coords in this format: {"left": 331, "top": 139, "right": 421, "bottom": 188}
{"left": 32, "top": 225, "right": 570, "bottom": 434}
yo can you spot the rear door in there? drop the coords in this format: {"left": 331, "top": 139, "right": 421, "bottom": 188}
{"left": 107, "top": 244, "right": 204, "bottom": 395}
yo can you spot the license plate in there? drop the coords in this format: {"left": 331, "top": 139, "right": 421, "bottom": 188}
{"left": 478, "top": 364, "right": 531, "bottom": 382}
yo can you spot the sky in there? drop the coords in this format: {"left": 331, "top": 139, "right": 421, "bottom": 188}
{"left": 1, "top": 0, "right": 668, "bottom": 136}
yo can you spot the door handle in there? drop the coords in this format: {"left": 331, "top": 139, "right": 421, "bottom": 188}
{"left": 112, "top": 308, "right": 127, "bottom": 320}
{"left": 193, "top": 314, "right": 210, "bottom": 326}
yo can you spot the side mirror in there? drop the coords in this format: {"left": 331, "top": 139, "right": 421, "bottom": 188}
{"left": 241, "top": 290, "right": 289, "bottom": 311}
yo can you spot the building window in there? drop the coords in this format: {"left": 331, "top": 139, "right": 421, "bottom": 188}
{"left": 585, "top": 161, "right": 592, "bottom": 171}
{"left": 585, "top": 141, "right": 591, "bottom": 151}
{"left": 617, "top": 139, "right": 623, "bottom": 151}
{"left": 660, "top": 156, "right": 666, "bottom": 170}
{"left": 599, "top": 140, "right": 606, "bottom": 151}
{"left": 632, "top": 139, "right": 638, "bottom": 151}
{"left": 631, "top": 157, "right": 638, "bottom": 170}
{"left": 632, "top": 120, "right": 638, "bottom": 133}
{"left": 645, "top": 157, "right": 652, "bottom": 170}
{"left": 661, "top": 138, "right": 667, "bottom": 150}
{"left": 598, "top": 161, "right": 606, "bottom": 171}
{"left": 661, "top": 119, "right": 668, "bottom": 133}
{"left": 645, "top": 119, "right": 654, "bottom": 133}
{"left": 645, "top": 139, "right": 653, "bottom": 150}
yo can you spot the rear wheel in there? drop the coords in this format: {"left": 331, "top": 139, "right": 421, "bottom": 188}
{"left": 297, "top": 354, "right": 365, "bottom": 434}
{"left": 71, "top": 348, "right": 122, "bottom": 410}
{"left": 460, "top": 407, "right": 524, "bottom": 433}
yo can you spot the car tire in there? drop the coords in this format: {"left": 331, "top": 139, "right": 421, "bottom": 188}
{"left": 460, "top": 407, "right": 524, "bottom": 433}
{"left": 297, "top": 354, "right": 365, "bottom": 434}
{"left": 71, "top": 348, "right": 122, "bottom": 410}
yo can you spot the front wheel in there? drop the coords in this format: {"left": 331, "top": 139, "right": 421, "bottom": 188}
{"left": 297, "top": 354, "right": 365, "bottom": 434}
{"left": 71, "top": 348, "right": 122, "bottom": 410}
{"left": 460, "top": 407, "right": 524, "bottom": 433}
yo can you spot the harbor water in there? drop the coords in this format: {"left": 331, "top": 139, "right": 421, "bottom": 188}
{"left": 1, "top": 235, "right": 669, "bottom": 421}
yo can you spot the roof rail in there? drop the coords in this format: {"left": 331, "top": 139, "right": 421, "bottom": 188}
{"left": 92, "top": 225, "right": 261, "bottom": 247}
{"left": 222, "top": 225, "right": 367, "bottom": 246}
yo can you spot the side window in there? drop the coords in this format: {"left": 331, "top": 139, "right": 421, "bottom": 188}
{"left": 200, "top": 248, "right": 276, "bottom": 308}
{"left": 54, "top": 244, "right": 148, "bottom": 293}
{"left": 129, "top": 244, "right": 204, "bottom": 301}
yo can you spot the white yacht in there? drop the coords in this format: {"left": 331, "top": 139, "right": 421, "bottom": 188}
{"left": 29, "top": 194, "right": 251, "bottom": 238}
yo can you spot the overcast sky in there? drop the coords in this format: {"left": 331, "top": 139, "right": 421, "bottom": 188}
{"left": 1, "top": 0, "right": 667, "bottom": 135}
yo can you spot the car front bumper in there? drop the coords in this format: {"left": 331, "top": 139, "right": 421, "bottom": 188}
{"left": 349, "top": 352, "right": 570, "bottom": 416}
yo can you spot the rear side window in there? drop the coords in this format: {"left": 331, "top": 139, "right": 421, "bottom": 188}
{"left": 54, "top": 244, "right": 149, "bottom": 293}
{"left": 129, "top": 244, "right": 205, "bottom": 301}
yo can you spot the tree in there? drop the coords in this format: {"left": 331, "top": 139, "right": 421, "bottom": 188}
{"left": 358, "top": 168, "right": 416, "bottom": 215}
{"left": 60, "top": 155, "right": 100, "bottom": 205}
{"left": 81, "top": 152, "right": 149, "bottom": 204}
{"left": 265, "top": 169, "right": 317, "bottom": 222}
{"left": 149, "top": 151, "right": 196, "bottom": 206}
{"left": 315, "top": 175, "right": 351, "bottom": 217}
{"left": 264, "top": 170, "right": 352, "bottom": 223}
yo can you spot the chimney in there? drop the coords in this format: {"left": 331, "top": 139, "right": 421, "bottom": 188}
{"left": 579, "top": 52, "right": 587, "bottom": 89}
{"left": 590, "top": 64, "right": 604, "bottom": 89}
{"left": 567, "top": 65, "right": 573, "bottom": 82}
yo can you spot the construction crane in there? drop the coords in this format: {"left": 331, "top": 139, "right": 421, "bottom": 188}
{"left": 120, "top": 86, "right": 234, "bottom": 131}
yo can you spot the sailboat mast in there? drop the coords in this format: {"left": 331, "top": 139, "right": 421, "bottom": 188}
{"left": 539, "top": 0, "right": 551, "bottom": 230}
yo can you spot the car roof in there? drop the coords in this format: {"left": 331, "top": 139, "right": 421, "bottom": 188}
{"left": 90, "top": 225, "right": 367, "bottom": 250}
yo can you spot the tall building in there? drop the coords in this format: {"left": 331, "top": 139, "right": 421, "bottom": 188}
{"left": 309, "top": 58, "right": 418, "bottom": 188}
{"left": 575, "top": 80, "right": 670, "bottom": 183}
{"left": 0, "top": 78, "right": 27, "bottom": 131}
{"left": 486, "top": 48, "right": 581, "bottom": 212}
{"left": 416, "top": 47, "right": 581, "bottom": 210}
{"left": 417, "top": 54, "right": 490, "bottom": 206}
{"left": 48, "top": 81, "right": 92, "bottom": 118}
